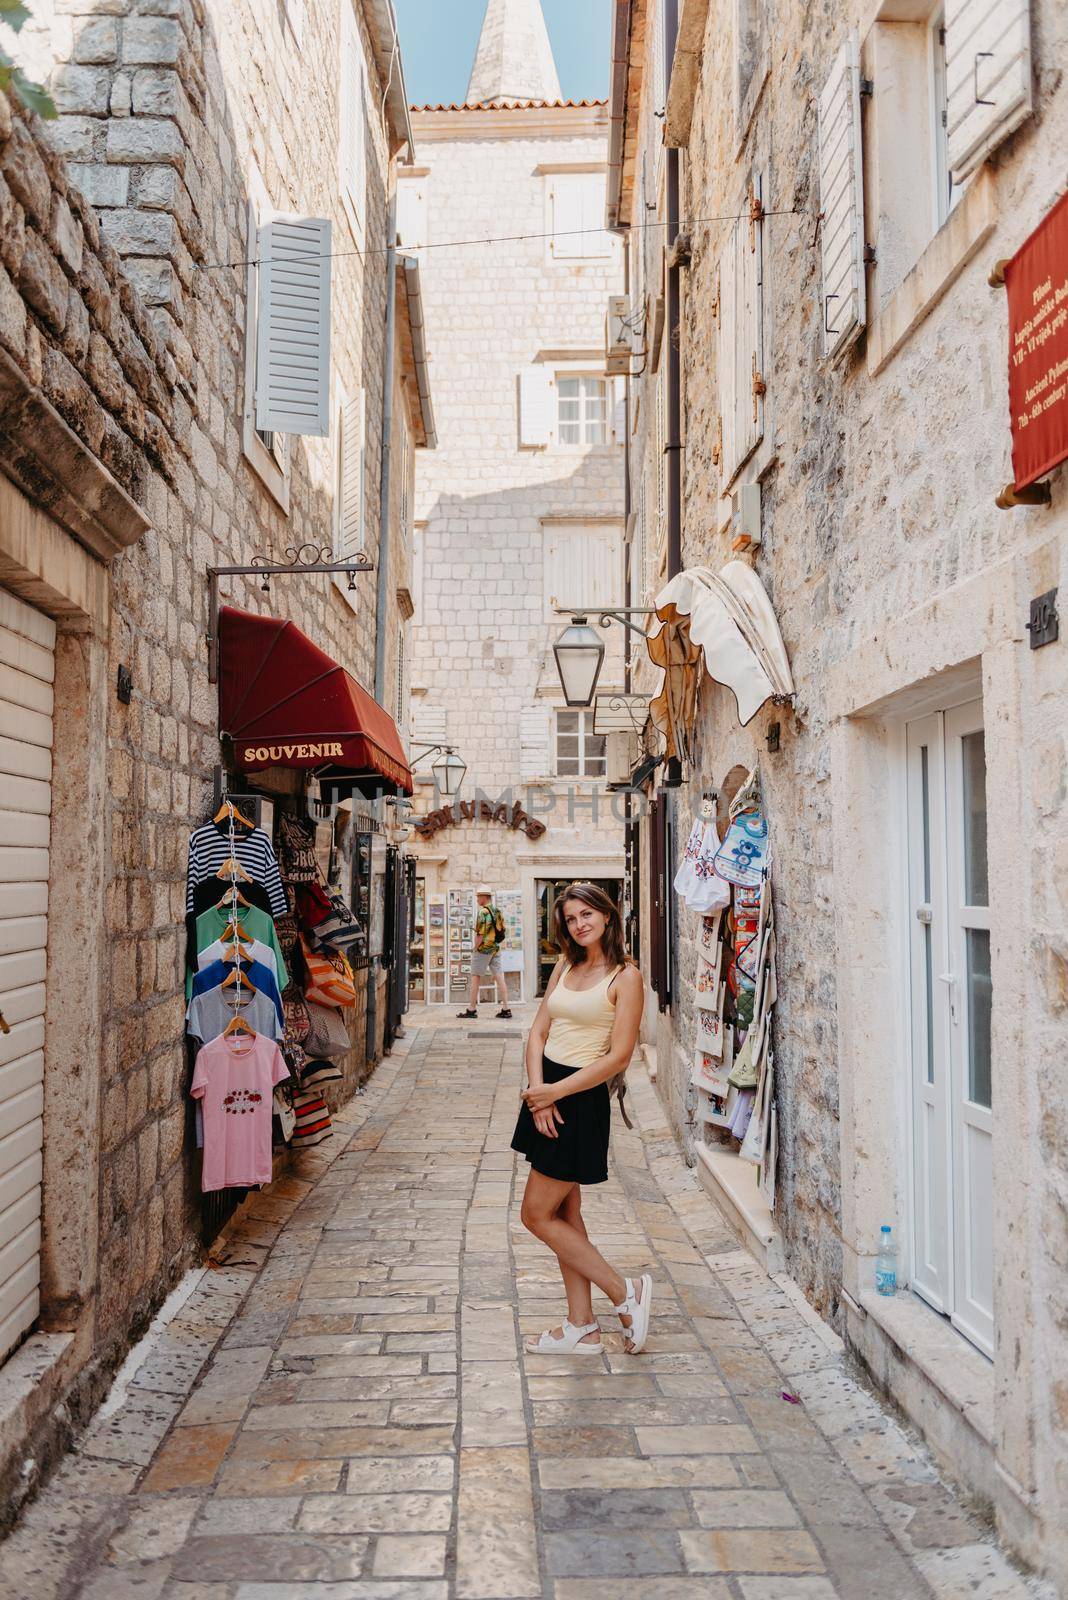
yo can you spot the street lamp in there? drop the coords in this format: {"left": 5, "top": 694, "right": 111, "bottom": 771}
{"left": 430, "top": 746, "right": 466, "bottom": 796}
{"left": 552, "top": 615, "right": 606, "bottom": 707}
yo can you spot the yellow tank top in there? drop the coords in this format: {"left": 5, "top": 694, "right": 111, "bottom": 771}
{"left": 545, "top": 963, "right": 622, "bottom": 1068}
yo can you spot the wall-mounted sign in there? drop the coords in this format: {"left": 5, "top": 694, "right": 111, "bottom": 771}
{"left": 413, "top": 797, "right": 546, "bottom": 841}
{"left": 1005, "top": 192, "right": 1068, "bottom": 490}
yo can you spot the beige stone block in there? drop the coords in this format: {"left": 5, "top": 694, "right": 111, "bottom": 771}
{"left": 456, "top": 1446, "right": 539, "bottom": 1598}
{"left": 680, "top": 1529, "right": 824, "bottom": 1575}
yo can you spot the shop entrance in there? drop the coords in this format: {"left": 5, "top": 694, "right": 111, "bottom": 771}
{"left": 535, "top": 878, "right": 622, "bottom": 995}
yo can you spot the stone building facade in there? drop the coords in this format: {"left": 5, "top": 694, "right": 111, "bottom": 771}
{"left": 610, "top": 0, "right": 1068, "bottom": 1585}
{"left": 0, "top": 0, "right": 429, "bottom": 1520}
{"left": 404, "top": 0, "right": 628, "bottom": 1006}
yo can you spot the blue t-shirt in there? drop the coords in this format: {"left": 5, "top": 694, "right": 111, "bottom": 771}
{"left": 190, "top": 958, "right": 284, "bottom": 1030}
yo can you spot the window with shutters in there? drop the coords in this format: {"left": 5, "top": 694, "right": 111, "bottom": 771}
{"left": 542, "top": 521, "right": 623, "bottom": 620}
{"left": 547, "top": 172, "right": 612, "bottom": 262}
{"left": 396, "top": 172, "right": 428, "bottom": 252}
{"left": 333, "top": 385, "right": 366, "bottom": 613}
{"left": 557, "top": 376, "right": 608, "bottom": 445}
{"left": 717, "top": 175, "right": 764, "bottom": 483}
{"left": 817, "top": 34, "right": 866, "bottom": 361}
{"left": 520, "top": 704, "right": 553, "bottom": 784}
{"left": 339, "top": 0, "right": 368, "bottom": 247}
{"left": 395, "top": 626, "right": 407, "bottom": 729}
{"left": 242, "top": 182, "right": 290, "bottom": 512}
{"left": 555, "top": 711, "right": 607, "bottom": 778}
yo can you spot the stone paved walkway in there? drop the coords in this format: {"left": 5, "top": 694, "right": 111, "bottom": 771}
{"left": 0, "top": 1018, "right": 1049, "bottom": 1600}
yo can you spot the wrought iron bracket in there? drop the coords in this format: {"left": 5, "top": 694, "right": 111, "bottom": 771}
{"left": 553, "top": 605, "right": 657, "bottom": 640}
{"left": 207, "top": 543, "right": 375, "bottom": 683}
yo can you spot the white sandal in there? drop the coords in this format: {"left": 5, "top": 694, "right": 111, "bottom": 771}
{"left": 523, "top": 1318, "right": 603, "bottom": 1355}
{"left": 615, "top": 1274, "right": 653, "bottom": 1353}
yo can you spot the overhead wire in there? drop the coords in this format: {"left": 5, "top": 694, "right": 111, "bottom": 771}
{"left": 198, "top": 208, "right": 808, "bottom": 272}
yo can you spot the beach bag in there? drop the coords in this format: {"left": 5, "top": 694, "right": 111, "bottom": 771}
{"left": 282, "top": 989, "right": 310, "bottom": 1047}
{"left": 301, "top": 935, "right": 357, "bottom": 1008}
{"left": 303, "top": 1001, "right": 350, "bottom": 1060}
{"left": 278, "top": 813, "right": 317, "bottom": 881}
{"left": 291, "top": 1088, "right": 332, "bottom": 1147}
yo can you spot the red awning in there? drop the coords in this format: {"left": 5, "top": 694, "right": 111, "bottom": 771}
{"left": 219, "top": 605, "right": 413, "bottom": 794}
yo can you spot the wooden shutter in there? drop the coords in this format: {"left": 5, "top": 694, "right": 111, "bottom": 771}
{"left": 337, "top": 388, "right": 365, "bottom": 555}
{"left": 543, "top": 523, "right": 622, "bottom": 615}
{"left": 550, "top": 174, "right": 588, "bottom": 259}
{"left": 581, "top": 174, "right": 611, "bottom": 258}
{"left": 518, "top": 366, "right": 553, "bottom": 447}
{"left": 818, "top": 33, "right": 866, "bottom": 361}
{"left": 412, "top": 704, "right": 447, "bottom": 773}
{"left": 652, "top": 0, "right": 666, "bottom": 179}
{"left": 396, "top": 176, "right": 428, "bottom": 249}
{"left": 255, "top": 215, "right": 332, "bottom": 438}
{"left": 339, "top": 2, "right": 366, "bottom": 243}
{"left": 610, "top": 376, "right": 627, "bottom": 442}
{"left": 395, "top": 626, "right": 406, "bottom": 726}
{"left": 718, "top": 177, "right": 764, "bottom": 482}
{"left": 520, "top": 705, "right": 552, "bottom": 783}
{"left": 945, "top": 0, "right": 1031, "bottom": 181}
{"left": 634, "top": 478, "right": 648, "bottom": 605}
{"left": 655, "top": 365, "right": 667, "bottom": 549}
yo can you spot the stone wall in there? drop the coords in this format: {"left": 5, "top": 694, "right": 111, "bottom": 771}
{"left": 0, "top": 0, "right": 406, "bottom": 1516}
{"left": 621, "top": 0, "right": 1068, "bottom": 1580}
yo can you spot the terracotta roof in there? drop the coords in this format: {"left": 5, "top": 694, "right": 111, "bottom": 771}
{"left": 410, "top": 98, "right": 608, "bottom": 112}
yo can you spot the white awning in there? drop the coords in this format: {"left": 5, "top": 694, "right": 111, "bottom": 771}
{"left": 645, "top": 561, "right": 794, "bottom": 762}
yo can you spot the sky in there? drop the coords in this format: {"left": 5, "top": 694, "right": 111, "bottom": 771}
{"left": 393, "top": 0, "right": 612, "bottom": 107}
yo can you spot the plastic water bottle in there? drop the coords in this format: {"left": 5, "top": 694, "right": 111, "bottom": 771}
{"left": 875, "top": 1225, "right": 897, "bottom": 1297}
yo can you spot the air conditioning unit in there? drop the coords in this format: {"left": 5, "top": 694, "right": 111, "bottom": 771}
{"left": 606, "top": 730, "right": 636, "bottom": 787}
{"left": 605, "top": 295, "right": 631, "bottom": 375}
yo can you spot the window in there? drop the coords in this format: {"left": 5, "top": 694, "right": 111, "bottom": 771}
{"left": 906, "top": 698, "right": 993, "bottom": 1357}
{"left": 242, "top": 185, "right": 290, "bottom": 511}
{"left": 542, "top": 521, "right": 623, "bottom": 618}
{"left": 339, "top": 0, "right": 367, "bottom": 246}
{"left": 557, "top": 376, "right": 607, "bottom": 445}
{"left": 548, "top": 172, "right": 611, "bottom": 261}
{"left": 395, "top": 625, "right": 407, "bottom": 727}
{"left": 929, "top": 12, "right": 963, "bottom": 230}
{"left": 555, "top": 710, "right": 606, "bottom": 778}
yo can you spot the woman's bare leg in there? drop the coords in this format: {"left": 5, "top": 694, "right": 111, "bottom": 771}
{"left": 557, "top": 1186, "right": 595, "bottom": 1329}
{"left": 520, "top": 1169, "right": 649, "bottom": 1350}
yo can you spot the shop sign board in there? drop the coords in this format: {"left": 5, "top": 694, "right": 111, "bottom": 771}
{"left": 413, "top": 797, "right": 546, "bottom": 841}
{"left": 1005, "top": 191, "right": 1068, "bottom": 490}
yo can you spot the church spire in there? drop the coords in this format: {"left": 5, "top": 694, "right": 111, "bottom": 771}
{"left": 466, "top": 0, "right": 563, "bottom": 106}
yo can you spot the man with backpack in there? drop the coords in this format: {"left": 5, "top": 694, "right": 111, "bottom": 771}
{"left": 457, "top": 884, "right": 513, "bottom": 1020}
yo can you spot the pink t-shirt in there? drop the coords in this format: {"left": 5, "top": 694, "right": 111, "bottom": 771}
{"left": 191, "top": 1032, "right": 289, "bottom": 1191}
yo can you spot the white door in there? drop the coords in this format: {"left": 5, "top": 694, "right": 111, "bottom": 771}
{"left": 906, "top": 700, "right": 993, "bottom": 1357}
{"left": 0, "top": 589, "right": 54, "bottom": 1363}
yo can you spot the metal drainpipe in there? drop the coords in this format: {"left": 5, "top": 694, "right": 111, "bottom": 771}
{"left": 663, "top": 0, "right": 682, "bottom": 786}
{"left": 366, "top": 192, "right": 398, "bottom": 1068}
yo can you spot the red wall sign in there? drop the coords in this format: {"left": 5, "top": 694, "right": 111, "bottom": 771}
{"left": 1005, "top": 191, "right": 1068, "bottom": 491}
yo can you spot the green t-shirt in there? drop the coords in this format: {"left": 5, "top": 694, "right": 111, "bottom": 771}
{"left": 187, "top": 903, "right": 289, "bottom": 998}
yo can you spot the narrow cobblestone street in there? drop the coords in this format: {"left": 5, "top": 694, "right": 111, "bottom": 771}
{"left": 0, "top": 1019, "right": 1045, "bottom": 1600}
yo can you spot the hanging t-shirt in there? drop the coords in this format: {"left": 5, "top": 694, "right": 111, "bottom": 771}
{"left": 191, "top": 902, "right": 288, "bottom": 975}
{"left": 185, "top": 823, "right": 287, "bottom": 920}
{"left": 191, "top": 1032, "right": 289, "bottom": 1190}
{"left": 196, "top": 936, "right": 286, "bottom": 990}
{"left": 186, "top": 985, "right": 284, "bottom": 1046}
{"left": 190, "top": 958, "right": 285, "bottom": 1029}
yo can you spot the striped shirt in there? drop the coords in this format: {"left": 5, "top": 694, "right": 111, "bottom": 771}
{"left": 185, "top": 824, "right": 286, "bottom": 919}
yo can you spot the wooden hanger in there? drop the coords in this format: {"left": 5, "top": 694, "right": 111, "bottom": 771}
{"left": 216, "top": 885, "right": 252, "bottom": 911}
{"left": 223, "top": 1012, "right": 256, "bottom": 1039}
{"left": 222, "top": 967, "right": 256, "bottom": 993}
{"left": 214, "top": 798, "right": 255, "bottom": 830}
{"left": 215, "top": 857, "right": 252, "bottom": 882}
{"left": 219, "top": 942, "right": 253, "bottom": 965}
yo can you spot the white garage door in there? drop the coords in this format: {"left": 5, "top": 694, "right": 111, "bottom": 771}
{"left": 0, "top": 588, "right": 54, "bottom": 1362}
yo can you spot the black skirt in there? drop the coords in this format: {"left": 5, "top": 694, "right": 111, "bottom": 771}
{"left": 511, "top": 1055, "right": 611, "bottom": 1185}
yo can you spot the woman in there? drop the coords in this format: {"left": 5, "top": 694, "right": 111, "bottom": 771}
{"left": 511, "top": 883, "right": 651, "bottom": 1355}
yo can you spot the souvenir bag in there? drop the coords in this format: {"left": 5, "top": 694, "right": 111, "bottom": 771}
{"left": 673, "top": 816, "right": 705, "bottom": 901}
{"left": 273, "top": 1085, "right": 296, "bottom": 1141}
{"left": 291, "top": 1087, "right": 332, "bottom": 1147}
{"left": 278, "top": 813, "right": 317, "bottom": 882}
{"left": 301, "top": 935, "right": 357, "bottom": 1008}
{"left": 282, "top": 988, "right": 311, "bottom": 1047}
{"left": 713, "top": 769, "right": 770, "bottom": 888}
{"left": 733, "top": 883, "right": 763, "bottom": 980}
{"left": 274, "top": 910, "right": 300, "bottom": 959}
{"left": 303, "top": 1001, "right": 350, "bottom": 1060}
{"left": 301, "top": 1057, "right": 344, "bottom": 1088}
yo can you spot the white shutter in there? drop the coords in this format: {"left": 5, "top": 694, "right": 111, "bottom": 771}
{"left": 0, "top": 589, "right": 52, "bottom": 1363}
{"left": 655, "top": 364, "right": 668, "bottom": 547}
{"left": 337, "top": 388, "right": 365, "bottom": 556}
{"left": 610, "top": 376, "right": 627, "bottom": 442}
{"left": 945, "top": 0, "right": 1031, "bottom": 181}
{"left": 543, "top": 524, "right": 623, "bottom": 617}
{"left": 652, "top": 0, "right": 666, "bottom": 179}
{"left": 395, "top": 627, "right": 407, "bottom": 727}
{"left": 550, "top": 175, "right": 588, "bottom": 259}
{"left": 396, "top": 176, "right": 428, "bottom": 249}
{"left": 581, "top": 174, "right": 611, "bottom": 259}
{"left": 254, "top": 216, "right": 332, "bottom": 438}
{"left": 818, "top": 34, "right": 866, "bottom": 361}
{"left": 719, "top": 178, "right": 764, "bottom": 482}
{"left": 634, "top": 479, "right": 648, "bottom": 605}
{"left": 339, "top": 2, "right": 367, "bottom": 243}
{"left": 520, "top": 705, "right": 552, "bottom": 783}
{"left": 412, "top": 705, "right": 447, "bottom": 774}
{"left": 518, "top": 366, "right": 553, "bottom": 447}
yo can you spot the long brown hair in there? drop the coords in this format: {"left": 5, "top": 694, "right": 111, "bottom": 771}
{"left": 552, "top": 882, "right": 631, "bottom": 970}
